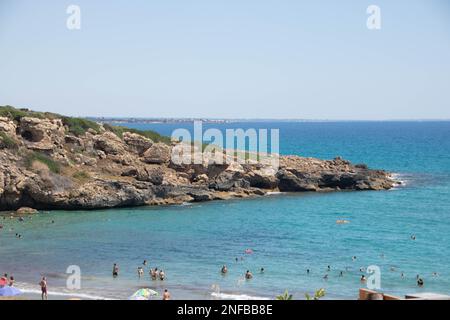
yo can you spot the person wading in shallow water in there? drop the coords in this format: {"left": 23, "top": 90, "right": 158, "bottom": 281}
{"left": 163, "top": 289, "right": 171, "bottom": 300}
{"left": 150, "top": 268, "right": 158, "bottom": 280}
{"left": 137, "top": 267, "right": 144, "bottom": 278}
{"left": 39, "top": 277, "right": 48, "bottom": 300}
{"left": 112, "top": 263, "right": 119, "bottom": 277}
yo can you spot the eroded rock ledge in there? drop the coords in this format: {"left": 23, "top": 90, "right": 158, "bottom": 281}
{"left": 0, "top": 112, "right": 396, "bottom": 211}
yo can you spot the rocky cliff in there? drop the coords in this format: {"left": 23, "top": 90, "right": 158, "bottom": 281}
{"left": 0, "top": 106, "right": 396, "bottom": 211}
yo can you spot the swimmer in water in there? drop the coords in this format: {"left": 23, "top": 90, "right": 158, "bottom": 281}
{"left": 339, "top": 271, "right": 344, "bottom": 277}
{"left": 221, "top": 265, "right": 228, "bottom": 275}
{"left": 137, "top": 267, "right": 144, "bottom": 278}
{"left": 159, "top": 270, "right": 166, "bottom": 281}
{"left": 327, "top": 265, "right": 331, "bottom": 272}
{"left": 245, "top": 270, "right": 253, "bottom": 280}
{"left": 260, "top": 268, "right": 265, "bottom": 274}
{"left": 411, "top": 235, "right": 416, "bottom": 240}
{"left": 307, "top": 269, "right": 310, "bottom": 274}
{"left": 401, "top": 272, "right": 405, "bottom": 279}
{"left": 417, "top": 278, "right": 424, "bottom": 287}
{"left": 323, "top": 274, "right": 329, "bottom": 280}
{"left": 352, "top": 256, "right": 357, "bottom": 261}
{"left": 143, "top": 260, "right": 148, "bottom": 266}
{"left": 360, "top": 275, "right": 367, "bottom": 283}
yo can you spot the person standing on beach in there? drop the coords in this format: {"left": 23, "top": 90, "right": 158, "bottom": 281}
{"left": 112, "top": 263, "right": 119, "bottom": 277}
{"left": 40, "top": 277, "right": 48, "bottom": 300}
{"left": 163, "top": 289, "right": 171, "bottom": 300}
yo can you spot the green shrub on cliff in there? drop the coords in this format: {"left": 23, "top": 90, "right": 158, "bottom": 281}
{"left": 25, "top": 152, "right": 61, "bottom": 174}
{"left": 61, "top": 117, "right": 101, "bottom": 136}
{"left": 0, "top": 106, "right": 100, "bottom": 136}
{"left": 103, "top": 123, "right": 171, "bottom": 144}
{"left": 1, "top": 105, "right": 171, "bottom": 144}
{"left": 0, "top": 132, "right": 18, "bottom": 149}
{"left": 0, "top": 105, "right": 59, "bottom": 122}
{"left": 73, "top": 170, "right": 90, "bottom": 180}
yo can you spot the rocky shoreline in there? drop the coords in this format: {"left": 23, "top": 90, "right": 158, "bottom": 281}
{"left": 0, "top": 107, "right": 397, "bottom": 212}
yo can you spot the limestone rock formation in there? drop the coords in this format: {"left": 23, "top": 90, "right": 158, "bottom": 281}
{"left": 141, "top": 143, "right": 171, "bottom": 164}
{"left": 0, "top": 107, "right": 396, "bottom": 211}
{"left": 123, "top": 132, "right": 153, "bottom": 155}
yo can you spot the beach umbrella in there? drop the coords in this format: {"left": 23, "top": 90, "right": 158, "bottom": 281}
{"left": 0, "top": 286, "right": 23, "bottom": 297}
{"left": 128, "top": 288, "right": 159, "bottom": 300}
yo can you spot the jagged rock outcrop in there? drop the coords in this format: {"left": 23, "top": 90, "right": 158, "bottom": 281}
{"left": 19, "top": 117, "right": 65, "bottom": 151}
{"left": 0, "top": 117, "right": 17, "bottom": 136}
{"left": 123, "top": 132, "right": 153, "bottom": 155}
{"left": 141, "top": 143, "right": 171, "bottom": 164}
{"left": 93, "top": 131, "right": 125, "bottom": 155}
{"left": 0, "top": 111, "right": 396, "bottom": 211}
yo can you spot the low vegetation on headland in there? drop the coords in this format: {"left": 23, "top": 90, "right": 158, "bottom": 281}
{"left": 0, "top": 105, "right": 396, "bottom": 212}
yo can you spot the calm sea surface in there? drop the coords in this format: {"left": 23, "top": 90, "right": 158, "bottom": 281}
{"left": 1, "top": 121, "right": 449, "bottom": 300}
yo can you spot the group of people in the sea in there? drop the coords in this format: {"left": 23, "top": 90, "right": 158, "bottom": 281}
{"left": 314, "top": 254, "right": 437, "bottom": 288}
{"left": 112, "top": 261, "right": 170, "bottom": 300}
{"left": 0, "top": 215, "right": 443, "bottom": 300}
{"left": 220, "top": 264, "right": 265, "bottom": 280}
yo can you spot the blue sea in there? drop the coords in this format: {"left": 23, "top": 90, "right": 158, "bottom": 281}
{"left": 1, "top": 121, "right": 450, "bottom": 300}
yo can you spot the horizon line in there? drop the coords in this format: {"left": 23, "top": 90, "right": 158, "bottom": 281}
{"left": 87, "top": 116, "right": 450, "bottom": 122}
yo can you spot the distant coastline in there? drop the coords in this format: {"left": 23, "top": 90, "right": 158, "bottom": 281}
{"left": 89, "top": 117, "right": 450, "bottom": 125}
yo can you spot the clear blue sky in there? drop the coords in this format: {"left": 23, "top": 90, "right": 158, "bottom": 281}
{"left": 0, "top": 0, "right": 449, "bottom": 119}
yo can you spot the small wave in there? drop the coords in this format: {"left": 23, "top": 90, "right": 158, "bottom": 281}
{"left": 390, "top": 173, "right": 408, "bottom": 188}
{"left": 179, "top": 202, "right": 193, "bottom": 206}
{"left": 15, "top": 282, "right": 113, "bottom": 300}
{"left": 266, "top": 191, "right": 284, "bottom": 196}
{"left": 211, "top": 292, "right": 271, "bottom": 300}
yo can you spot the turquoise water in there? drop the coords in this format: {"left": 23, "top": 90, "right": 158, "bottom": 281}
{"left": 1, "top": 121, "right": 450, "bottom": 300}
